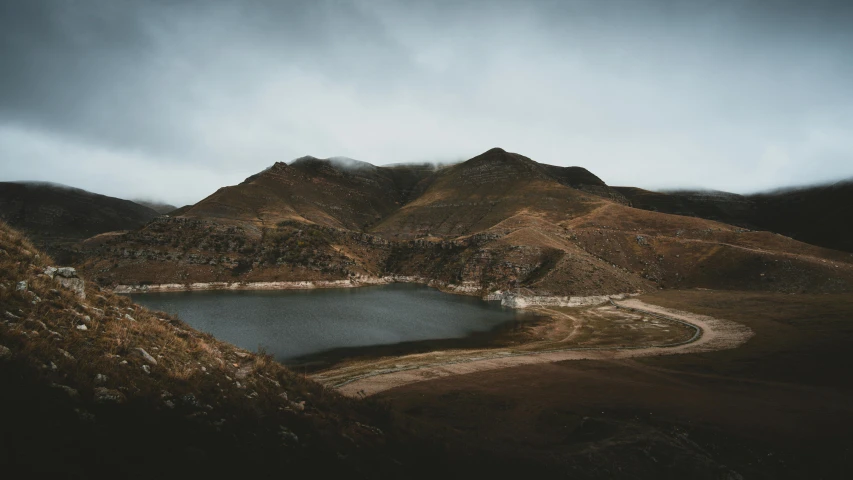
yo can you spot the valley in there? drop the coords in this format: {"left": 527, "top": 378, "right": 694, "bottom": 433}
{"left": 2, "top": 148, "right": 852, "bottom": 479}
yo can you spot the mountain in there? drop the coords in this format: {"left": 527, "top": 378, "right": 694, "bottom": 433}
{"left": 133, "top": 200, "right": 179, "bottom": 215}
{"left": 0, "top": 182, "right": 160, "bottom": 262}
{"left": 177, "top": 157, "right": 438, "bottom": 231}
{"left": 371, "top": 148, "right": 616, "bottom": 237}
{"left": 74, "top": 148, "right": 853, "bottom": 295}
{"left": 614, "top": 180, "right": 853, "bottom": 253}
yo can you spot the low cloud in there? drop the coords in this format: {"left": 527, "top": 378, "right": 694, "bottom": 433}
{"left": 1, "top": 0, "right": 852, "bottom": 203}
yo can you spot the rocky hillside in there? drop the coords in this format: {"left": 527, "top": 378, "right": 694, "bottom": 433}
{"left": 0, "top": 182, "right": 160, "bottom": 263}
{"left": 180, "top": 157, "right": 439, "bottom": 231}
{"left": 615, "top": 180, "right": 853, "bottom": 253}
{"left": 0, "top": 221, "right": 433, "bottom": 477}
{"left": 74, "top": 149, "right": 853, "bottom": 296}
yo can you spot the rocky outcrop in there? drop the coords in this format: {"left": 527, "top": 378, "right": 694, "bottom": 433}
{"left": 44, "top": 266, "right": 86, "bottom": 299}
{"left": 493, "top": 291, "right": 634, "bottom": 309}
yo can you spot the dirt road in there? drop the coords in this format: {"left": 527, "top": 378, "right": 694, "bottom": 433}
{"left": 319, "top": 298, "right": 753, "bottom": 397}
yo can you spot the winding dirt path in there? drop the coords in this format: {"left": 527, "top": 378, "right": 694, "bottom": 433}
{"left": 320, "top": 299, "right": 753, "bottom": 397}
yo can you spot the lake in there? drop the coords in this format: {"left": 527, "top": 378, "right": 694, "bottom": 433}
{"left": 131, "top": 283, "right": 538, "bottom": 363}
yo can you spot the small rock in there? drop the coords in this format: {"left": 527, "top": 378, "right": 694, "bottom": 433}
{"left": 181, "top": 393, "right": 200, "bottom": 407}
{"left": 142, "top": 365, "right": 151, "bottom": 374}
{"left": 94, "top": 374, "right": 108, "bottom": 384}
{"left": 135, "top": 348, "right": 158, "bottom": 365}
{"left": 279, "top": 426, "right": 299, "bottom": 444}
{"left": 55, "top": 267, "right": 78, "bottom": 278}
{"left": 76, "top": 324, "right": 88, "bottom": 331}
{"left": 4, "top": 311, "right": 19, "bottom": 320}
{"left": 0, "top": 344, "right": 11, "bottom": 360}
{"left": 75, "top": 408, "right": 96, "bottom": 423}
{"left": 44, "top": 266, "right": 58, "bottom": 278}
{"left": 94, "top": 387, "right": 126, "bottom": 404}
{"left": 125, "top": 314, "right": 136, "bottom": 322}
{"left": 235, "top": 364, "right": 252, "bottom": 379}
{"left": 119, "top": 360, "right": 128, "bottom": 365}
{"left": 16, "top": 281, "right": 27, "bottom": 292}
{"left": 164, "top": 400, "right": 176, "bottom": 409}
{"left": 290, "top": 401, "right": 306, "bottom": 411}
{"left": 52, "top": 383, "right": 79, "bottom": 398}
{"left": 279, "top": 392, "right": 288, "bottom": 401}
{"left": 58, "top": 349, "right": 75, "bottom": 361}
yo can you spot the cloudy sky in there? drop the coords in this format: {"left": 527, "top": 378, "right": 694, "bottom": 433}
{"left": 2, "top": 0, "right": 852, "bottom": 205}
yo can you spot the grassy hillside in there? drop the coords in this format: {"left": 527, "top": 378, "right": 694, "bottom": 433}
{"left": 67, "top": 149, "right": 853, "bottom": 296}
{"left": 615, "top": 180, "right": 853, "bottom": 253}
{"left": 0, "top": 182, "right": 160, "bottom": 263}
{"left": 0, "top": 221, "right": 433, "bottom": 477}
{"left": 180, "top": 158, "right": 438, "bottom": 230}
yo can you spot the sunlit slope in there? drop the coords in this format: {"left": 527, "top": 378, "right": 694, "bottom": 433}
{"left": 70, "top": 148, "right": 853, "bottom": 295}
{"left": 181, "top": 158, "right": 435, "bottom": 230}
{"left": 371, "top": 148, "right": 609, "bottom": 238}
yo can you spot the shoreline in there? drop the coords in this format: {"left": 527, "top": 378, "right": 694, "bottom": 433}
{"left": 315, "top": 298, "right": 753, "bottom": 397}
{"left": 114, "top": 276, "right": 639, "bottom": 309}
{"left": 114, "top": 278, "right": 752, "bottom": 397}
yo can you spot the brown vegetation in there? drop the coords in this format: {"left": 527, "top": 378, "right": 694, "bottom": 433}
{"left": 0, "top": 221, "right": 429, "bottom": 477}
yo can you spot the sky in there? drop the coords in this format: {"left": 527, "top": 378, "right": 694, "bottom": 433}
{"left": 2, "top": 0, "right": 852, "bottom": 205}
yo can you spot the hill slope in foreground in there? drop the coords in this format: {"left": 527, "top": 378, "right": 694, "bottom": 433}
{"left": 77, "top": 148, "right": 853, "bottom": 297}
{"left": 0, "top": 221, "right": 431, "bottom": 477}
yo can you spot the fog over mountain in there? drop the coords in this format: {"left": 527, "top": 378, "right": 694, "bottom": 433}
{"left": 1, "top": 0, "right": 852, "bottom": 205}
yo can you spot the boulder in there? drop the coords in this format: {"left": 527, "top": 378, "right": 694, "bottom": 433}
{"left": 55, "top": 267, "right": 78, "bottom": 278}
{"left": 44, "top": 266, "right": 86, "bottom": 299}
{"left": 57, "top": 277, "right": 86, "bottom": 299}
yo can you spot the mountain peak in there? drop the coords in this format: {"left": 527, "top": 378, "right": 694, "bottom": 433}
{"left": 290, "top": 156, "right": 376, "bottom": 172}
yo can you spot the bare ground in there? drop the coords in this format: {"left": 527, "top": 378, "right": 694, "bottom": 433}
{"left": 377, "top": 290, "right": 853, "bottom": 479}
{"left": 315, "top": 298, "right": 752, "bottom": 397}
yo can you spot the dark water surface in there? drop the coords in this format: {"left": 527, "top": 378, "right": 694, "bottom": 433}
{"left": 131, "top": 284, "right": 537, "bottom": 362}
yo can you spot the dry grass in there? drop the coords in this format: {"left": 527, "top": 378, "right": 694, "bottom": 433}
{"left": 0, "top": 220, "right": 426, "bottom": 477}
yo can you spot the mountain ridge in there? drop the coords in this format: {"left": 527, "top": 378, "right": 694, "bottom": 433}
{"left": 69, "top": 148, "right": 853, "bottom": 296}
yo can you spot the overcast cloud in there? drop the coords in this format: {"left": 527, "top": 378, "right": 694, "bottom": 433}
{"left": 1, "top": 0, "right": 852, "bottom": 205}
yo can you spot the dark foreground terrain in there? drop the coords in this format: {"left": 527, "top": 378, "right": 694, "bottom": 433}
{"left": 380, "top": 290, "right": 853, "bottom": 479}
{"left": 3, "top": 215, "right": 853, "bottom": 478}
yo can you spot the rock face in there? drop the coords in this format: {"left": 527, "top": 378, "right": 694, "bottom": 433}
{"left": 44, "top": 266, "right": 86, "bottom": 299}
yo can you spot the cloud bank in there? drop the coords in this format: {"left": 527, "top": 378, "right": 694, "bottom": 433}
{"left": 2, "top": 0, "right": 851, "bottom": 204}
